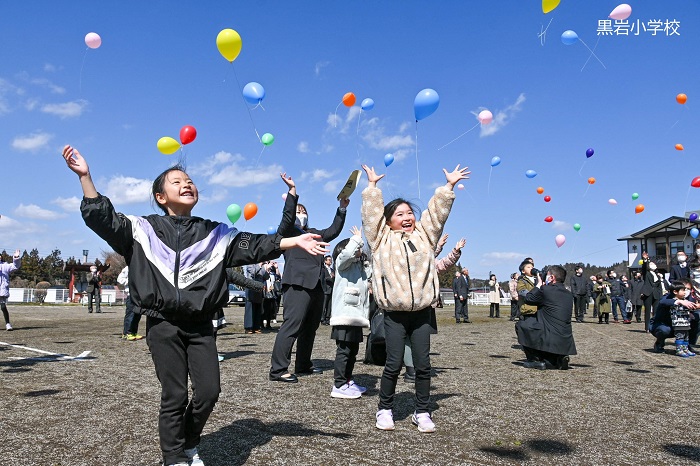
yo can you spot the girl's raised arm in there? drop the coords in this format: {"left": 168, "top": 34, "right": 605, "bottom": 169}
{"left": 62, "top": 145, "right": 98, "bottom": 198}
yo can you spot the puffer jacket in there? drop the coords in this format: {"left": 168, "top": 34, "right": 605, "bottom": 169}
{"left": 0, "top": 256, "right": 20, "bottom": 297}
{"left": 361, "top": 185, "right": 455, "bottom": 311}
{"left": 330, "top": 235, "right": 372, "bottom": 327}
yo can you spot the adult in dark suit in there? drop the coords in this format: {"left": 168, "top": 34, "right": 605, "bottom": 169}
{"left": 319, "top": 256, "right": 335, "bottom": 325}
{"left": 269, "top": 196, "right": 347, "bottom": 383}
{"left": 629, "top": 271, "right": 644, "bottom": 323}
{"left": 452, "top": 268, "right": 470, "bottom": 323}
{"left": 640, "top": 251, "right": 662, "bottom": 332}
{"left": 569, "top": 265, "right": 587, "bottom": 323}
{"left": 516, "top": 265, "right": 577, "bottom": 370}
{"left": 669, "top": 251, "right": 690, "bottom": 281}
{"left": 244, "top": 262, "right": 269, "bottom": 333}
{"left": 86, "top": 265, "right": 102, "bottom": 313}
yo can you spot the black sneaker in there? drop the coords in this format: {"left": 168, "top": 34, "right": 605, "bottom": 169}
{"left": 652, "top": 344, "right": 665, "bottom": 353}
{"left": 523, "top": 360, "right": 546, "bottom": 370}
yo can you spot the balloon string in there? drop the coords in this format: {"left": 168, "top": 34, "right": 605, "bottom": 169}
{"left": 415, "top": 121, "right": 421, "bottom": 200}
{"left": 538, "top": 17, "right": 554, "bottom": 46}
{"left": 79, "top": 48, "right": 89, "bottom": 95}
{"left": 333, "top": 102, "right": 342, "bottom": 128}
{"left": 254, "top": 145, "right": 266, "bottom": 171}
{"left": 487, "top": 166, "right": 493, "bottom": 196}
{"left": 578, "top": 38, "right": 606, "bottom": 70}
{"left": 580, "top": 36, "right": 600, "bottom": 72}
{"left": 684, "top": 185, "right": 691, "bottom": 219}
{"left": 230, "top": 63, "right": 261, "bottom": 143}
{"left": 582, "top": 183, "right": 590, "bottom": 198}
{"left": 356, "top": 109, "right": 362, "bottom": 163}
{"left": 437, "top": 121, "right": 480, "bottom": 151}
{"left": 577, "top": 159, "right": 586, "bottom": 177}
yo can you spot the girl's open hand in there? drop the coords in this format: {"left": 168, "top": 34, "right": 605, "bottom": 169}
{"left": 296, "top": 233, "right": 330, "bottom": 256}
{"left": 443, "top": 164, "right": 470, "bottom": 187}
{"left": 62, "top": 145, "right": 89, "bottom": 177}
{"left": 280, "top": 173, "right": 295, "bottom": 190}
{"left": 350, "top": 226, "right": 361, "bottom": 237}
{"left": 437, "top": 234, "right": 449, "bottom": 249}
{"left": 361, "top": 165, "right": 385, "bottom": 184}
{"left": 455, "top": 238, "right": 466, "bottom": 250}
{"left": 13, "top": 249, "right": 20, "bottom": 259}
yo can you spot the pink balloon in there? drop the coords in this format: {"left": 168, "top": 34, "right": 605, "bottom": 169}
{"left": 555, "top": 234, "right": 566, "bottom": 248}
{"left": 457, "top": 184, "right": 464, "bottom": 190}
{"left": 478, "top": 110, "right": 493, "bottom": 125}
{"left": 608, "top": 199, "right": 618, "bottom": 205}
{"left": 85, "top": 32, "right": 102, "bottom": 49}
{"left": 281, "top": 193, "right": 288, "bottom": 201}
{"left": 609, "top": 3, "right": 632, "bottom": 20}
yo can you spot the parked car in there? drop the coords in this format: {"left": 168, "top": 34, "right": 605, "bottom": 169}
{"left": 228, "top": 284, "right": 246, "bottom": 306}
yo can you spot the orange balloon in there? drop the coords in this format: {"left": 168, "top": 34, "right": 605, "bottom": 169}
{"left": 635, "top": 204, "right": 645, "bottom": 214}
{"left": 676, "top": 144, "right": 684, "bottom": 151}
{"left": 243, "top": 202, "right": 258, "bottom": 221}
{"left": 677, "top": 93, "right": 687, "bottom": 104}
{"left": 342, "top": 92, "right": 356, "bottom": 107}
{"left": 587, "top": 177, "right": 596, "bottom": 185}
{"left": 536, "top": 187, "right": 544, "bottom": 194}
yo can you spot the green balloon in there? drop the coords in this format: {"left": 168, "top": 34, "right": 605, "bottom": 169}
{"left": 573, "top": 223, "right": 581, "bottom": 232}
{"left": 226, "top": 203, "right": 242, "bottom": 224}
{"left": 261, "top": 133, "right": 275, "bottom": 146}
{"left": 632, "top": 193, "right": 639, "bottom": 200}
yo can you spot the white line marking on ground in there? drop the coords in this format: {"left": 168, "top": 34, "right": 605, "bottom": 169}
{"left": 0, "top": 341, "right": 92, "bottom": 361}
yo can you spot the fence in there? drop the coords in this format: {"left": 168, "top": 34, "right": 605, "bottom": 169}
{"left": 7, "top": 288, "right": 125, "bottom": 305}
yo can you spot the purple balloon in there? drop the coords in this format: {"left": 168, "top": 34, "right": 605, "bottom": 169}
{"left": 586, "top": 148, "right": 594, "bottom": 158}
{"left": 690, "top": 213, "right": 698, "bottom": 222}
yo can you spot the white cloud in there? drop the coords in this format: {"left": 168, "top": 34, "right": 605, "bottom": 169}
{"left": 327, "top": 106, "right": 361, "bottom": 134}
{"left": 41, "top": 99, "right": 88, "bottom": 119}
{"left": 190, "top": 151, "right": 242, "bottom": 177}
{"left": 51, "top": 196, "right": 82, "bottom": 212}
{"left": 480, "top": 251, "right": 524, "bottom": 266}
{"left": 297, "top": 141, "right": 310, "bottom": 153}
{"left": 479, "top": 93, "right": 526, "bottom": 137}
{"left": 14, "top": 204, "right": 66, "bottom": 220}
{"left": 44, "top": 63, "right": 57, "bottom": 72}
{"left": 11, "top": 131, "right": 53, "bottom": 151}
{"left": 103, "top": 176, "right": 152, "bottom": 204}
{"left": 30, "top": 78, "right": 66, "bottom": 94}
{"left": 323, "top": 180, "right": 342, "bottom": 194}
{"left": 193, "top": 151, "right": 283, "bottom": 188}
{"left": 198, "top": 188, "right": 228, "bottom": 204}
{"left": 552, "top": 220, "right": 571, "bottom": 231}
{"left": 315, "top": 61, "right": 330, "bottom": 77}
{"left": 300, "top": 169, "right": 335, "bottom": 183}
{"left": 0, "top": 78, "right": 21, "bottom": 115}
{"left": 25, "top": 98, "right": 40, "bottom": 111}
{"left": 359, "top": 117, "right": 414, "bottom": 160}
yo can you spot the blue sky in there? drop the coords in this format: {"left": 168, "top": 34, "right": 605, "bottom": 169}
{"left": 0, "top": 1, "right": 698, "bottom": 280}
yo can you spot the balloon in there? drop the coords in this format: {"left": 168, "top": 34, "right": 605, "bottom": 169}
{"left": 157, "top": 137, "right": 180, "bottom": 155}
{"left": 608, "top": 199, "right": 618, "bottom": 205}
{"left": 243, "top": 202, "right": 258, "bottom": 221}
{"left": 691, "top": 228, "right": 700, "bottom": 239}
{"left": 561, "top": 30, "right": 579, "bottom": 46}
{"left": 588, "top": 177, "right": 596, "bottom": 185}
{"left": 544, "top": 216, "right": 553, "bottom": 223}
{"left": 609, "top": 3, "right": 632, "bottom": 20}
{"left": 635, "top": 204, "right": 645, "bottom": 214}
{"left": 690, "top": 213, "right": 698, "bottom": 222}
{"left": 226, "top": 204, "right": 242, "bottom": 224}
{"left": 677, "top": 94, "right": 687, "bottom": 105}
{"left": 281, "top": 193, "right": 288, "bottom": 201}
{"left": 525, "top": 170, "right": 537, "bottom": 179}
{"left": 490, "top": 156, "right": 501, "bottom": 167}
{"left": 261, "top": 133, "right": 275, "bottom": 146}
{"left": 478, "top": 110, "right": 493, "bottom": 125}
{"left": 537, "top": 187, "right": 544, "bottom": 194}
{"left": 542, "top": 0, "right": 560, "bottom": 14}
{"left": 384, "top": 153, "right": 394, "bottom": 167}
{"left": 457, "top": 184, "right": 464, "bottom": 190}
{"left": 361, "top": 98, "right": 375, "bottom": 111}
{"left": 242, "top": 82, "right": 265, "bottom": 105}
{"left": 267, "top": 226, "right": 277, "bottom": 235}
{"left": 85, "top": 32, "right": 102, "bottom": 49}
{"left": 586, "top": 148, "right": 594, "bottom": 158}
{"left": 692, "top": 177, "right": 700, "bottom": 188}
{"left": 676, "top": 144, "right": 684, "bottom": 151}
{"left": 544, "top": 196, "right": 552, "bottom": 203}
{"left": 555, "top": 234, "right": 566, "bottom": 248}
{"left": 216, "top": 29, "right": 242, "bottom": 62}
{"left": 179, "top": 126, "right": 197, "bottom": 145}
{"left": 342, "top": 92, "right": 356, "bottom": 107}
{"left": 638, "top": 260, "right": 644, "bottom": 266}
{"left": 573, "top": 223, "right": 581, "bottom": 232}
{"left": 632, "top": 192, "right": 639, "bottom": 200}
{"left": 414, "top": 88, "right": 440, "bottom": 121}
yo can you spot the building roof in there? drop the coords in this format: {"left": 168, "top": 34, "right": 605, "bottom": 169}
{"left": 617, "top": 215, "right": 698, "bottom": 241}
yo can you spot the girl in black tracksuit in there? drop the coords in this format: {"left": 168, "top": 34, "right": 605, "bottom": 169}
{"left": 62, "top": 145, "right": 326, "bottom": 466}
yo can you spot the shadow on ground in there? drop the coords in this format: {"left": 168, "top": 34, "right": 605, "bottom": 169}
{"left": 479, "top": 438, "right": 575, "bottom": 461}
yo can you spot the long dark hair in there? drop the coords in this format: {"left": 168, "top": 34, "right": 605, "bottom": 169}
{"left": 151, "top": 164, "right": 189, "bottom": 214}
{"left": 383, "top": 198, "right": 419, "bottom": 223}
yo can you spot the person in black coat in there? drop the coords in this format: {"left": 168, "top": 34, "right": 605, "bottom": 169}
{"left": 515, "top": 265, "right": 577, "bottom": 370}
{"left": 569, "top": 265, "right": 587, "bottom": 323}
{"left": 453, "top": 268, "right": 470, "bottom": 323}
{"left": 244, "top": 262, "right": 269, "bottom": 333}
{"left": 269, "top": 197, "right": 348, "bottom": 382}
{"left": 319, "top": 256, "right": 335, "bottom": 325}
{"left": 640, "top": 251, "right": 663, "bottom": 332}
{"left": 629, "top": 271, "right": 644, "bottom": 323}
{"left": 669, "top": 251, "right": 690, "bottom": 281}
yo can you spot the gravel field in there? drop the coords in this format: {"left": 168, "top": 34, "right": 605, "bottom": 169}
{"left": 0, "top": 304, "right": 698, "bottom": 466}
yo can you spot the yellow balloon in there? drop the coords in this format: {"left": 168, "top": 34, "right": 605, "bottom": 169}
{"left": 157, "top": 137, "right": 180, "bottom": 155}
{"left": 542, "top": 0, "right": 560, "bottom": 14}
{"left": 216, "top": 29, "right": 242, "bottom": 62}
{"left": 638, "top": 260, "right": 644, "bottom": 265}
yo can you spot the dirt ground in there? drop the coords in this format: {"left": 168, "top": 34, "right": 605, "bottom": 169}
{"left": 0, "top": 303, "right": 698, "bottom": 466}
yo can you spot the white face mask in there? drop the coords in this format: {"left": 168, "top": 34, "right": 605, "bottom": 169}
{"left": 611, "top": 273, "right": 617, "bottom": 278}
{"left": 684, "top": 289, "right": 691, "bottom": 298}
{"left": 295, "top": 213, "right": 308, "bottom": 228}
{"left": 649, "top": 263, "right": 657, "bottom": 271}
{"left": 545, "top": 274, "right": 552, "bottom": 284}
{"left": 678, "top": 255, "right": 687, "bottom": 264}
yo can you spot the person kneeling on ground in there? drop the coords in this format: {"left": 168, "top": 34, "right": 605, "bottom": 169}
{"left": 651, "top": 279, "right": 699, "bottom": 355}
{"left": 516, "top": 265, "right": 577, "bottom": 370}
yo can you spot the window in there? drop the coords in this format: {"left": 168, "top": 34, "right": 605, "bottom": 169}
{"left": 655, "top": 242, "right": 667, "bottom": 258}
{"left": 670, "top": 241, "right": 685, "bottom": 255}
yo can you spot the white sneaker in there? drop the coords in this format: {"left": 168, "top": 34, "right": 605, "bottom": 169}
{"left": 412, "top": 412, "right": 436, "bottom": 433}
{"left": 167, "top": 463, "right": 188, "bottom": 466}
{"left": 263, "top": 320, "right": 268, "bottom": 326}
{"left": 185, "top": 447, "right": 204, "bottom": 466}
{"left": 330, "top": 383, "right": 361, "bottom": 399}
{"left": 5, "top": 323, "right": 12, "bottom": 331}
{"left": 375, "top": 409, "right": 395, "bottom": 430}
{"left": 271, "top": 319, "right": 277, "bottom": 324}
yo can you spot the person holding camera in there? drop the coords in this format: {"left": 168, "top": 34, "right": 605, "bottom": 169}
{"left": 86, "top": 265, "right": 103, "bottom": 313}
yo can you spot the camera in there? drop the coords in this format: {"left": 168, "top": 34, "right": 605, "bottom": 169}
{"left": 531, "top": 268, "right": 539, "bottom": 277}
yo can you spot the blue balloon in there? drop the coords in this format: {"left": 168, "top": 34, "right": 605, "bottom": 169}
{"left": 690, "top": 213, "right": 698, "bottom": 222}
{"left": 691, "top": 228, "right": 700, "bottom": 239}
{"left": 525, "top": 170, "right": 537, "bottom": 179}
{"left": 490, "top": 156, "right": 501, "bottom": 167}
{"left": 414, "top": 88, "right": 440, "bottom": 121}
{"left": 384, "top": 153, "right": 394, "bottom": 167}
{"left": 561, "top": 30, "right": 579, "bottom": 46}
{"left": 267, "top": 226, "right": 277, "bottom": 235}
{"left": 361, "top": 98, "right": 375, "bottom": 111}
{"left": 242, "top": 82, "right": 265, "bottom": 105}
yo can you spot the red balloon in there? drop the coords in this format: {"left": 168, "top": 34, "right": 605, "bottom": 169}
{"left": 180, "top": 125, "right": 197, "bottom": 145}
{"left": 692, "top": 177, "right": 700, "bottom": 188}
{"left": 544, "top": 195, "right": 552, "bottom": 202}
{"left": 544, "top": 216, "right": 553, "bottom": 223}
